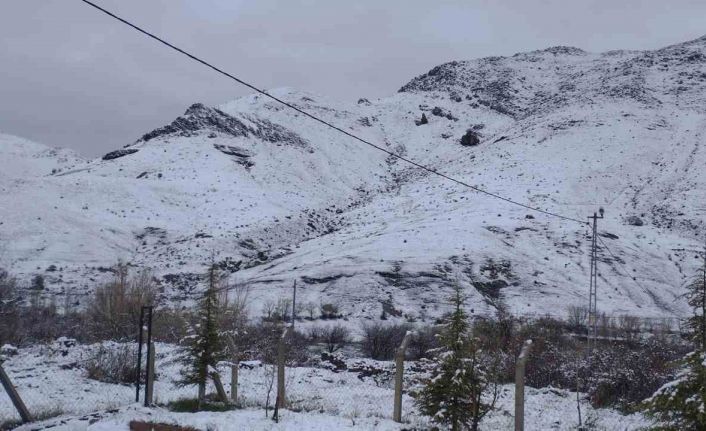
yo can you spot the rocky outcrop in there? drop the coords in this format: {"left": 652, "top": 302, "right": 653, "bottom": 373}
{"left": 102, "top": 148, "right": 139, "bottom": 160}
{"left": 137, "top": 103, "right": 310, "bottom": 149}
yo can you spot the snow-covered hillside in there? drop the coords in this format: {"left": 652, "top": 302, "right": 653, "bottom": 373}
{"left": 3, "top": 36, "right": 706, "bottom": 320}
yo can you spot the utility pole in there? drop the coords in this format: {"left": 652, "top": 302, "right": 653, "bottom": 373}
{"left": 587, "top": 208, "right": 604, "bottom": 350}
{"left": 291, "top": 279, "right": 297, "bottom": 329}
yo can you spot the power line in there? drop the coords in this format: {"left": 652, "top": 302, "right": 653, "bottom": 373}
{"left": 78, "top": 0, "right": 587, "bottom": 226}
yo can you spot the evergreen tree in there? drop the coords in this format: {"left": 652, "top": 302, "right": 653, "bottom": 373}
{"left": 643, "top": 252, "right": 706, "bottom": 429}
{"left": 415, "top": 286, "right": 496, "bottom": 431}
{"left": 685, "top": 250, "right": 706, "bottom": 350}
{"left": 643, "top": 351, "right": 706, "bottom": 430}
{"left": 178, "top": 264, "right": 226, "bottom": 407}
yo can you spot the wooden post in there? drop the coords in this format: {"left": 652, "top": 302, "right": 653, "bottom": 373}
{"left": 0, "top": 363, "right": 31, "bottom": 423}
{"left": 515, "top": 339, "right": 533, "bottom": 431}
{"left": 276, "top": 326, "right": 291, "bottom": 409}
{"left": 210, "top": 370, "right": 229, "bottom": 403}
{"left": 393, "top": 331, "right": 414, "bottom": 423}
{"left": 145, "top": 342, "right": 155, "bottom": 406}
{"left": 230, "top": 363, "right": 238, "bottom": 404}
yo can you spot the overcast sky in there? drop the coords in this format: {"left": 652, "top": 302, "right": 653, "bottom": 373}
{"left": 1, "top": 0, "right": 705, "bottom": 157}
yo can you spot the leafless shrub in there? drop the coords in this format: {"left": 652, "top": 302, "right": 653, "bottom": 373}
{"left": 86, "top": 262, "right": 158, "bottom": 340}
{"left": 408, "top": 325, "right": 441, "bottom": 360}
{"left": 85, "top": 344, "right": 138, "bottom": 385}
{"left": 319, "top": 303, "right": 341, "bottom": 319}
{"left": 361, "top": 322, "right": 411, "bottom": 360}
{"left": 321, "top": 324, "right": 351, "bottom": 353}
{"left": 618, "top": 314, "right": 641, "bottom": 341}
{"left": 567, "top": 305, "right": 588, "bottom": 331}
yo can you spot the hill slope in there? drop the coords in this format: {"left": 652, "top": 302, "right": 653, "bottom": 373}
{"left": 3, "top": 36, "right": 706, "bottom": 320}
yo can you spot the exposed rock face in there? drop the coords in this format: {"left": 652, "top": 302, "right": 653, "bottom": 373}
{"left": 214, "top": 144, "right": 254, "bottom": 168}
{"left": 137, "top": 103, "right": 310, "bottom": 149}
{"left": 102, "top": 148, "right": 139, "bottom": 160}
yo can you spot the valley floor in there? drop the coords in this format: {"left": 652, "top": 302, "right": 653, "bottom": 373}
{"left": 4, "top": 341, "right": 651, "bottom": 431}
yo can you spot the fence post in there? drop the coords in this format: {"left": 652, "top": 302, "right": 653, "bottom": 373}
{"left": 143, "top": 305, "right": 154, "bottom": 408}
{"left": 231, "top": 363, "right": 238, "bottom": 404}
{"left": 0, "top": 363, "right": 31, "bottom": 423}
{"left": 145, "top": 342, "right": 155, "bottom": 406}
{"left": 515, "top": 339, "right": 533, "bottom": 431}
{"left": 277, "top": 326, "right": 292, "bottom": 409}
{"left": 393, "top": 331, "right": 414, "bottom": 423}
{"left": 135, "top": 306, "right": 145, "bottom": 403}
{"left": 210, "top": 370, "right": 229, "bottom": 403}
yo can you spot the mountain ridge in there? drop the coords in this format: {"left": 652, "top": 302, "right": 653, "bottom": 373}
{"left": 2, "top": 36, "right": 705, "bottom": 321}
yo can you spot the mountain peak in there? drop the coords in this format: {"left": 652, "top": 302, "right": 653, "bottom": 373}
{"left": 529, "top": 45, "right": 586, "bottom": 56}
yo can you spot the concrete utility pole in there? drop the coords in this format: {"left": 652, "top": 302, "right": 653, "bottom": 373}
{"left": 587, "top": 208, "right": 604, "bottom": 350}
{"left": 393, "top": 331, "right": 415, "bottom": 423}
{"left": 291, "top": 280, "right": 297, "bottom": 329}
{"left": 276, "top": 326, "right": 292, "bottom": 409}
{"left": 515, "top": 340, "right": 533, "bottom": 431}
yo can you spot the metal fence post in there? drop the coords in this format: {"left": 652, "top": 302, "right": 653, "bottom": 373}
{"left": 0, "top": 363, "right": 31, "bottom": 423}
{"left": 515, "top": 339, "right": 533, "bottom": 431}
{"left": 393, "top": 331, "right": 414, "bottom": 423}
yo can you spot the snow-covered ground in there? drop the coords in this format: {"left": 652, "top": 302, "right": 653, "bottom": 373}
{"left": 3, "top": 341, "right": 650, "bottom": 430}
{"left": 3, "top": 36, "right": 706, "bottom": 323}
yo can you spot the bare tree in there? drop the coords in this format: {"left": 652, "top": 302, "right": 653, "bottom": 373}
{"left": 87, "top": 261, "right": 157, "bottom": 340}
{"left": 567, "top": 305, "right": 588, "bottom": 332}
{"left": 322, "top": 324, "right": 351, "bottom": 353}
{"left": 618, "top": 315, "right": 641, "bottom": 342}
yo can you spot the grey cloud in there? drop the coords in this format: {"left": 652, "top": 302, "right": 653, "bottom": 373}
{"left": 1, "top": 0, "right": 705, "bottom": 156}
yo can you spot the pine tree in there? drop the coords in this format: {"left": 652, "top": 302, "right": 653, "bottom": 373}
{"left": 178, "top": 264, "right": 226, "bottom": 408}
{"left": 415, "top": 286, "right": 496, "bottom": 431}
{"left": 685, "top": 250, "right": 706, "bottom": 350}
{"left": 643, "top": 351, "right": 706, "bottom": 430}
{"left": 643, "top": 252, "right": 706, "bottom": 429}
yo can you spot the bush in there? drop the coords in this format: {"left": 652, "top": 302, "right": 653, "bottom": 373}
{"left": 320, "top": 303, "right": 341, "bottom": 319}
{"left": 167, "top": 396, "right": 234, "bottom": 413}
{"left": 86, "top": 263, "right": 157, "bottom": 341}
{"left": 321, "top": 324, "right": 351, "bottom": 353}
{"left": 407, "top": 325, "right": 441, "bottom": 360}
{"left": 361, "top": 323, "right": 411, "bottom": 360}
{"left": 0, "top": 269, "right": 20, "bottom": 345}
{"left": 85, "top": 344, "right": 138, "bottom": 385}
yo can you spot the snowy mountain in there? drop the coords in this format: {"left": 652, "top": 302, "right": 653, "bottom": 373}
{"left": 3, "top": 36, "right": 706, "bottom": 321}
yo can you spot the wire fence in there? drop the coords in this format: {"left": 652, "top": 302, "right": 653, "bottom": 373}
{"left": 0, "top": 339, "right": 137, "bottom": 427}
{"left": 0, "top": 306, "right": 693, "bottom": 428}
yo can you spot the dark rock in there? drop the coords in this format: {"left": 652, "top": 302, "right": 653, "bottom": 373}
{"left": 415, "top": 113, "right": 428, "bottom": 126}
{"left": 626, "top": 216, "right": 644, "bottom": 226}
{"left": 460, "top": 129, "right": 480, "bottom": 146}
{"left": 472, "top": 279, "right": 508, "bottom": 300}
{"left": 321, "top": 352, "right": 347, "bottom": 372}
{"left": 102, "top": 149, "right": 139, "bottom": 161}
{"left": 214, "top": 144, "right": 255, "bottom": 168}
{"left": 301, "top": 274, "right": 350, "bottom": 284}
